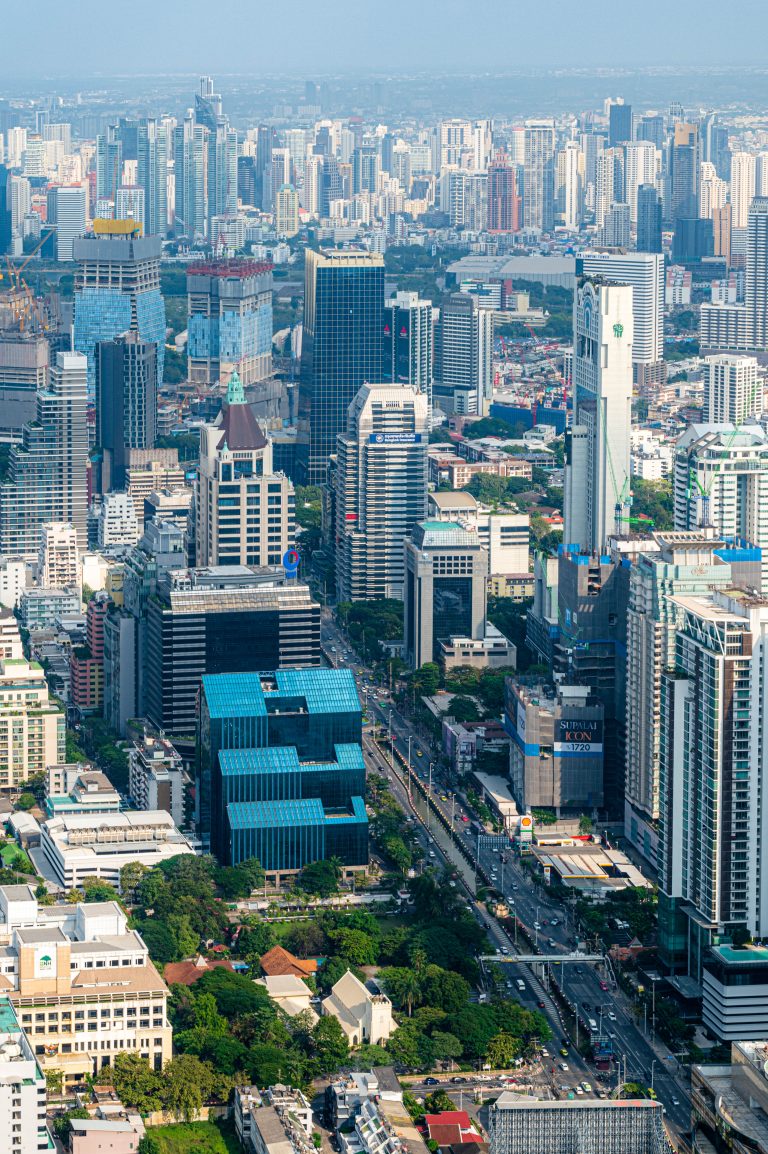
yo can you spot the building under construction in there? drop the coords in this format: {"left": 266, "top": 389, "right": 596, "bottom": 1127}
{"left": 187, "top": 259, "right": 273, "bottom": 388}
{"left": 488, "top": 1093, "right": 672, "bottom": 1154}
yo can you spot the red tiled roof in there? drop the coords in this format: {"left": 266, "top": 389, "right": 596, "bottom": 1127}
{"left": 425, "top": 1113, "right": 480, "bottom": 1146}
{"left": 260, "top": 945, "right": 317, "bottom": 977}
{"left": 163, "top": 958, "right": 234, "bottom": 986}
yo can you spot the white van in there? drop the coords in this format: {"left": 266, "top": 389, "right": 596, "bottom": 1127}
{"left": 588, "top": 1018, "right": 598, "bottom": 1032}
{"left": 516, "top": 979, "right": 526, "bottom": 992}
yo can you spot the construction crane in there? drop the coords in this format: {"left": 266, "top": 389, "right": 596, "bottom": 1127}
{"left": 0, "top": 230, "right": 55, "bottom": 333}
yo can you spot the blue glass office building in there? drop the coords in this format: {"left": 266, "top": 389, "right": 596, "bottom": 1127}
{"left": 73, "top": 232, "right": 166, "bottom": 390}
{"left": 198, "top": 668, "right": 368, "bottom": 873}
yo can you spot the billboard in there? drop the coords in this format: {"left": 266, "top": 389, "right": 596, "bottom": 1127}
{"left": 554, "top": 718, "right": 603, "bottom": 756}
{"left": 369, "top": 433, "right": 422, "bottom": 444}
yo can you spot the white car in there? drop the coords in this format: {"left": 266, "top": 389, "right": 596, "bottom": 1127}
{"left": 560, "top": 1062, "right": 569, "bottom": 1071}
{"left": 608, "top": 1011, "right": 617, "bottom": 1021}
{"left": 534, "top": 921, "right": 542, "bottom": 930}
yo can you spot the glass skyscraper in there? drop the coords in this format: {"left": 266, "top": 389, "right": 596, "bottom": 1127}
{"left": 72, "top": 228, "right": 165, "bottom": 389}
{"left": 298, "top": 249, "right": 384, "bottom": 485}
{"left": 198, "top": 668, "right": 367, "bottom": 871}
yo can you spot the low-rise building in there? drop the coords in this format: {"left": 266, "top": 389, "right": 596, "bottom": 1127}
{"left": 44, "top": 768, "right": 121, "bottom": 818}
{"left": 702, "top": 945, "right": 768, "bottom": 1042}
{"left": 19, "top": 587, "right": 80, "bottom": 630}
{"left": 40, "top": 811, "right": 195, "bottom": 889}
{"left": 488, "top": 1092, "right": 670, "bottom": 1154}
{"left": 693, "top": 1041, "right": 768, "bottom": 1154}
{"left": 322, "top": 970, "right": 395, "bottom": 1047}
{"left": 70, "top": 1118, "right": 142, "bottom": 1154}
{"left": 235, "top": 1085, "right": 314, "bottom": 1154}
{"left": 0, "top": 557, "right": 28, "bottom": 610}
{"left": 128, "top": 733, "right": 185, "bottom": 828}
{"left": 0, "top": 888, "right": 172, "bottom": 1090}
{"left": 256, "top": 975, "right": 317, "bottom": 1020}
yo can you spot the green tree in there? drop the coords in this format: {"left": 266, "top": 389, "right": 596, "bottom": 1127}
{"left": 413, "top": 662, "right": 441, "bottom": 696}
{"left": 15, "top": 792, "right": 36, "bottom": 811}
{"left": 161, "top": 1054, "right": 216, "bottom": 1120}
{"left": 578, "top": 814, "right": 593, "bottom": 835}
{"left": 420, "top": 967, "right": 470, "bottom": 1014}
{"left": 136, "top": 919, "right": 179, "bottom": 964}
{"left": 425, "top": 1089, "right": 457, "bottom": 1113}
{"left": 138, "top": 1137, "right": 161, "bottom": 1154}
{"left": 296, "top": 858, "right": 341, "bottom": 898}
{"left": 629, "top": 476, "right": 674, "bottom": 531}
{"left": 52, "top": 1108, "right": 90, "bottom": 1141}
{"left": 235, "top": 919, "right": 275, "bottom": 961}
{"left": 111, "top": 1052, "right": 163, "bottom": 1113}
{"left": 312, "top": 1014, "right": 350, "bottom": 1068}
{"left": 486, "top": 1031, "right": 521, "bottom": 1069}
{"left": 120, "top": 862, "right": 148, "bottom": 904}
{"left": 167, "top": 914, "right": 201, "bottom": 959}
{"left": 81, "top": 877, "right": 120, "bottom": 903}
{"left": 431, "top": 1031, "right": 463, "bottom": 1063}
{"left": 327, "top": 927, "right": 377, "bottom": 966}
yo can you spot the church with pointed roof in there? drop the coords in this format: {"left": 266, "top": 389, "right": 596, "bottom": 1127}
{"left": 196, "top": 371, "right": 296, "bottom": 568}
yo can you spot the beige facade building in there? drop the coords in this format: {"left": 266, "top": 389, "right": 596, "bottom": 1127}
{"left": 124, "top": 449, "right": 185, "bottom": 527}
{"left": 0, "top": 618, "right": 65, "bottom": 792}
{"left": 0, "top": 886, "right": 172, "bottom": 1089}
{"left": 197, "top": 372, "right": 294, "bottom": 568}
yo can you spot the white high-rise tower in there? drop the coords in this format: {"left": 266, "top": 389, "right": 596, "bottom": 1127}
{"left": 564, "top": 278, "right": 634, "bottom": 553}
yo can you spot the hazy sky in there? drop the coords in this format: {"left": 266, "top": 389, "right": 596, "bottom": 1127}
{"left": 6, "top": 0, "right": 768, "bottom": 76}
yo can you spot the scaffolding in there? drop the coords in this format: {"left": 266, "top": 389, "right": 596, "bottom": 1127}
{"left": 488, "top": 1094, "right": 674, "bottom": 1154}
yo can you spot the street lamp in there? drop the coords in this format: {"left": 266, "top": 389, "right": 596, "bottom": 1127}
{"left": 650, "top": 1059, "right": 657, "bottom": 1093}
{"left": 388, "top": 710, "right": 394, "bottom": 768}
{"left": 407, "top": 735, "right": 412, "bottom": 799}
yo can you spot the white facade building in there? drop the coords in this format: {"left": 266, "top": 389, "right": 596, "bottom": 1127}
{"left": 97, "top": 492, "right": 140, "bottom": 549}
{"left": 0, "top": 558, "right": 27, "bottom": 610}
{"left": 703, "top": 354, "right": 761, "bottom": 423}
{"left": 564, "top": 278, "right": 633, "bottom": 554}
{"left": 40, "top": 811, "right": 195, "bottom": 890}
{"left": 321, "top": 970, "right": 395, "bottom": 1047}
{"left": 336, "top": 382, "right": 428, "bottom": 602}
{"left": 38, "top": 522, "right": 80, "bottom": 591}
{"left": 0, "top": 996, "right": 48, "bottom": 1154}
{"left": 577, "top": 251, "right": 664, "bottom": 368}
{"left": 624, "top": 141, "right": 657, "bottom": 224}
{"left": 731, "top": 152, "right": 757, "bottom": 230}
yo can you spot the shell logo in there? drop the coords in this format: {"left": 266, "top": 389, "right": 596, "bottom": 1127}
{"left": 520, "top": 816, "right": 533, "bottom": 829}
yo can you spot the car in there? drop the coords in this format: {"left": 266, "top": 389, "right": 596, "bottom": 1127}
{"left": 574, "top": 1085, "right": 583, "bottom": 1095}
{"left": 575, "top": 966, "right": 584, "bottom": 974}
{"left": 671, "top": 1098, "right": 680, "bottom": 1107}
{"left": 534, "top": 921, "right": 542, "bottom": 930}
{"left": 424, "top": 1077, "right": 439, "bottom": 1086}
{"left": 428, "top": 850, "right": 436, "bottom": 858}
{"left": 461, "top": 815, "right": 470, "bottom": 822}
{"left": 541, "top": 1047, "right": 550, "bottom": 1058}
{"left": 560, "top": 1048, "right": 569, "bottom": 1057}
{"left": 440, "top": 795, "right": 448, "bottom": 802}
{"left": 451, "top": 1076, "right": 465, "bottom": 1084}
{"left": 449, "top": 880, "right": 456, "bottom": 888}
{"left": 416, "top": 749, "right": 423, "bottom": 757}
{"left": 548, "top": 939, "right": 557, "bottom": 948}
{"left": 582, "top": 1001, "right": 590, "bottom": 1010}
{"left": 581, "top": 1082, "right": 592, "bottom": 1093}
{"left": 560, "top": 1062, "right": 569, "bottom": 1071}
{"left": 599, "top": 980, "right": 608, "bottom": 991}
{"left": 537, "top": 1000, "right": 546, "bottom": 1009}
{"left": 607, "top": 1011, "right": 617, "bottom": 1021}
{"left": 500, "top": 946, "right": 509, "bottom": 955}
{"left": 550, "top": 917, "right": 559, "bottom": 926}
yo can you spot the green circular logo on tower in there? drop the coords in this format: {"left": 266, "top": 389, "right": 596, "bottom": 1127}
{"left": 613, "top": 323, "right": 624, "bottom": 338}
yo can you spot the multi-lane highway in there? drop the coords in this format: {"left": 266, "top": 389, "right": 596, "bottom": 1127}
{"left": 320, "top": 615, "right": 691, "bottom": 1141}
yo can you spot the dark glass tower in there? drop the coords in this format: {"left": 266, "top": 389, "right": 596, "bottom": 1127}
{"left": 96, "top": 332, "right": 158, "bottom": 492}
{"left": 608, "top": 102, "right": 633, "bottom": 146}
{"left": 298, "top": 249, "right": 384, "bottom": 485}
{"left": 636, "top": 184, "right": 663, "bottom": 253}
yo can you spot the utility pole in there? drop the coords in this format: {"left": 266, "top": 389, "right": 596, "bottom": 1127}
{"left": 407, "top": 735, "right": 412, "bottom": 800}
{"left": 426, "top": 761, "right": 433, "bottom": 833}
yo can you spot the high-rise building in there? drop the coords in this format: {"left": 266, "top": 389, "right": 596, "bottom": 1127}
{"left": 624, "top": 141, "right": 656, "bottom": 223}
{"left": 335, "top": 382, "right": 428, "bottom": 602}
{"left": 487, "top": 153, "right": 519, "bottom": 232}
{"left": 577, "top": 252, "right": 664, "bottom": 385}
{"left": 595, "top": 146, "right": 624, "bottom": 229}
{"left": 383, "top": 290, "right": 435, "bottom": 404}
{"left": 0, "top": 997, "right": 49, "bottom": 1154}
{"left": 713, "top": 202, "right": 732, "bottom": 265}
{"left": 624, "top": 532, "right": 735, "bottom": 866}
{"left": 128, "top": 733, "right": 185, "bottom": 828}
{"left": 298, "top": 249, "right": 385, "bottom": 485}
{"left": 96, "top": 332, "right": 157, "bottom": 492}
{"left": 666, "top": 122, "right": 700, "bottom": 223}
{"left": 98, "top": 491, "right": 140, "bottom": 548}
{"left": 434, "top": 293, "right": 493, "bottom": 416}
{"left": 186, "top": 258, "right": 273, "bottom": 387}
{"left": 47, "top": 184, "right": 87, "bottom": 261}
{"left": 196, "top": 371, "right": 294, "bottom": 568}
{"left": 746, "top": 197, "right": 768, "bottom": 349}
{"left": 38, "top": 522, "right": 80, "bottom": 591}
{"left": 173, "top": 111, "right": 208, "bottom": 239}
{"left": 198, "top": 668, "right": 368, "bottom": 873}
{"left": 0, "top": 352, "right": 89, "bottom": 558}
{"left": 599, "top": 202, "right": 631, "bottom": 249}
{"left": 0, "top": 165, "right": 12, "bottom": 255}
{"left": 730, "top": 152, "right": 757, "bottom": 230}
{"left": 556, "top": 141, "right": 583, "bottom": 230}
{"left": 636, "top": 184, "right": 662, "bottom": 253}
{"left": 0, "top": 334, "right": 48, "bottom": 437}
{"left": 523, "top": 119, "right": 555, "bottom": 232}
{"left": 703, "top": 354, "right": 761, "bottom": 423}
{"left": 73, "top": 227, "right": 165, "bottom": 387}
{"left": 658, "top": 588, "right": 768, "bottom": 979}
{"left": 275, "top": 183, "right": 300, "bottom": 237}
{"left": 0, "top": 616, "right": 64, "bottom": 792}
{"left": 115, "top": 185, "right": 145, "bottom": 233}
{"left": 144, "top": 566, "right": 321, "bottom": 740}
{"left": 137, "top": 116, "right": 170, "bottom": 238}
{"left": 564, "top": 279, "right": 633, "bottom": 554}
{"left": 699, "top": 160, "right": 728, "bottom": 220}
{"left": 193, "top": 76, "right": 237, "bottom": 235}
{"left": 608, "top": 100, "right": 633, "bottom": 146}
{"left": 404, "top": 520, "right": 488, "bottom": 669}
{"left": 674, "top": 423, "right": 768, "bottom": 592}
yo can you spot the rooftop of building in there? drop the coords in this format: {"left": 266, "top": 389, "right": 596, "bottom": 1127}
{"left": 260, "top": 945, "right": 317, "bottom": 978}
{"left": 709, "top": 944, "right": 768, "bottom": 965}
{"left": 202, "top": 667, "right": 360, "bottom": 720}
{"left": 227, "top": 795, "right": 367, "bottom": 830}
{"left": 218, "top": 743, "right": 363, "bottom": 778}
{"left": 411, "top": 521, "right": 484, "bottom": 550}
